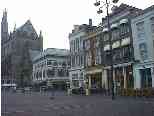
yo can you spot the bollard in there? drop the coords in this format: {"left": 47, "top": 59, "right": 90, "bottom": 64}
{"left": 85, "top": 89, "right": 89, "bottom": 96}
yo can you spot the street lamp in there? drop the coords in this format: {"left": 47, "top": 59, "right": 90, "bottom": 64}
{"left": 94, "top": 0, "right": 119, "bottom": 100}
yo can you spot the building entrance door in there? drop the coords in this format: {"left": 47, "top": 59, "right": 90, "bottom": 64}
{"left": 140, "top": 68, "right": 152, "bottom": 88}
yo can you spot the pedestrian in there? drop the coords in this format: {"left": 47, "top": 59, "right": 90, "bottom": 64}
{"left": 49, "top": 84, "right": 55, "bottom": 100}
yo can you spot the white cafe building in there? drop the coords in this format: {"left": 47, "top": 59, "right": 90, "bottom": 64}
{"left": 32, "top": 48, "right": 70, "bottom": 89}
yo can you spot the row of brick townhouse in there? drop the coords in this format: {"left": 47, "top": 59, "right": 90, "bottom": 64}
{"left": 68, "top": 4, "right": 154, "bottom": 94}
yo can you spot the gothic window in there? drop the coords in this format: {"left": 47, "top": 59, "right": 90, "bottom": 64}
{"left": 70, "top": 41, "right": 73, "bottom": 52}
{"left": 39, "top": 71, "right": 42, "bottom": 78}
{"left": 139, "top": 43, "right": 148, "bottom": 60}
{"left": 1, "top": 80, "right": 4, "bottom": 84}
{"left": 80, "top": 55, "right": 83, "bottom": 66}
{"left": 43, "top": 70, "right": 46, "bottom": 77}
{"left": 36, "top": 72, "right": 39, "bottom": 80}
{"left": 72, "top": 56, "right": 75, "bottom": 67}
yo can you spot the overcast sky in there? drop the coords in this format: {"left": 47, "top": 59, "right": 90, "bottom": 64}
{"left": 0, "top": 0, "right": 154, "bottom": 50}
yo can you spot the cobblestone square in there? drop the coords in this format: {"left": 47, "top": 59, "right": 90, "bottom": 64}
{"left": 2, "top": 91, "right": 154, "bottom": 116}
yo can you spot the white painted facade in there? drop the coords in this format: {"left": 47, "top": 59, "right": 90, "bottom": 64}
{"left": 131, "top": 6, "right": 154, "bottom": 88}
{"left": 69, "top": 25, "right": 86, "bottom": 89}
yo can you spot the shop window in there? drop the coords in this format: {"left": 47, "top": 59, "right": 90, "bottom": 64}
{"left": 72, "top": 80, "right": 79, "bottom": 87}
{"left": 140, "top": 68, "right": 152, "bottom": 88}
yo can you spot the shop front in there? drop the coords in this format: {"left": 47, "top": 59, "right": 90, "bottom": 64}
{"left": 105, "top": 63, "right": 134, "bottom": 95}
{"left": 133, "top": 62, "right": 154, "bottom": 89}
{"left": 85, "top": 67, "right": 106, "bottom": 94}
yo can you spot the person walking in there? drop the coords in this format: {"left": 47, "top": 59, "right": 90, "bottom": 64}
{"left": 49, "top": 84, "right": 55, "bottom": 99}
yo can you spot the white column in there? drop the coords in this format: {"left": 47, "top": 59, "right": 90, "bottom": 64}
{"left": 41, "top": 69, "right": 43, "bottom": 80}
{"left": 151, "top": 67, "right": 154, "bottom": 87}
{"left": 102, "top": 70, "right": 104, "bottom": 88}
{"left": 123, "top": 67, "right": 127, "bottom": 89}
{"left": 113, "top": 69, "right": 115, "bottom": 84}
{"left": 88, "top": 75, "right": 91, "bottom": 89}
{"left": 102, "top": 69, "right": 108, "bottom": 89}
{"left": 45, "top": 67, "right": 48, "bottom": 79}
{"left": 113, "top": 69, "right": 116, "bottom": 94}
{"left": 134, "top": 68, "right": 141, "bottom": 89}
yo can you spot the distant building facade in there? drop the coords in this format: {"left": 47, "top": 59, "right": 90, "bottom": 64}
{"left": 83, "top": 27, "right": 104, "bottom": 92}
{"left": 1, "top": 9, "right": 43, "bottom": 87}
{"left": 131, "top": 5, "right": 154, "bottom": 89}
{"left": 32, "top": 48, "right": 70, "bottom": 89}
{"left": 100, "top": 4, "right": 141, "bottom": 93}
{"left": 68, "top": 19, "right": 95, "bottom": 90}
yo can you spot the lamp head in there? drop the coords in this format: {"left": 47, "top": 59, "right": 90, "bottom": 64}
{"left": 94, "top": 1, "right": 100, "bottom": 6}
{"left": 112, "top": 0, "right": 119, "bottom": 3}
{"left": 97, "top": 9, "right": 103, "bottom": 14}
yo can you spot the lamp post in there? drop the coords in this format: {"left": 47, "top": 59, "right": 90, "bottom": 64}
{"left": 94, "top": 0, "right": 119, "bottom": 100}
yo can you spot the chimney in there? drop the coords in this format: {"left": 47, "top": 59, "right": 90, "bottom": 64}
{"left": 102, "top": 18, "right": 106, "bottom": 25}
{"left": 89, "top": 19, "right": 92, "bottom": 26}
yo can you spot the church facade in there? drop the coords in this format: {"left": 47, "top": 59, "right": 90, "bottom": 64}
{"left": 1, "top": 9, "right": 43, "bottom": 87}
